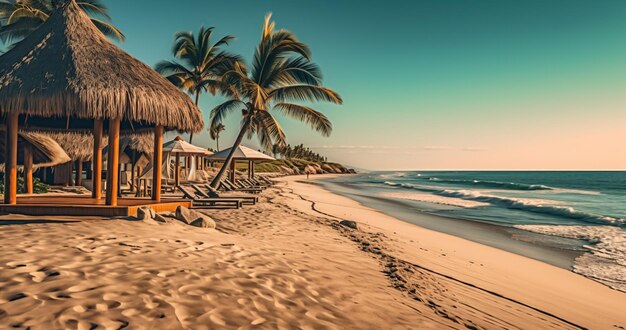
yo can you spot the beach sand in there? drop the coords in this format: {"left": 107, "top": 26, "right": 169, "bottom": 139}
{"left": 0, "top": 175, "right": 624, "bottom": 329}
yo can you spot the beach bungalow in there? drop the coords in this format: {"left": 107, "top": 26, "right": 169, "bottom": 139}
{"left": 209, "top": 145, "right": 275, "bottom": 182}
{"left": 0, "top": 132, "right": 71, "bottom": 193}
{"left": 0, "top": 0, "right": 203, "bottom": 216}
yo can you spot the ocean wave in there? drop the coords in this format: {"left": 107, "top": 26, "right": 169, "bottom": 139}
{"left": 515, "top": 225, "right": 626, "bottom": 293}
{"left": 421, "top": 177, "right": 553, "bottom": 191}
{"left": 439, "top": 189, "right": 624, "bottom": 226}
{"left": 380, "top": 192, "right": 489, "bottom": 208}
{"left": 383, "top": 181, "right": 623, "bottom": 225}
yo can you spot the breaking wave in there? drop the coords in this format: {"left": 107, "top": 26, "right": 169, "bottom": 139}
{"left": 420, "top": 177, "right": 553, "bottom": 190}
{"left": 383, "top": 181, "right": 623, "bottom": 226}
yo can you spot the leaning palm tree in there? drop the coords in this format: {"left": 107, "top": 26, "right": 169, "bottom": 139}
{"left": 0, "top": 0, "right": 124, "bottom": 44}
{"left": 209, "top": 123, "right": 225, "bottom": 151}
{"left": 208, "top": 13, "right": 342, "bottom": 188}
{"left": 156, "top": 26, "right": 242, "bottom": 143}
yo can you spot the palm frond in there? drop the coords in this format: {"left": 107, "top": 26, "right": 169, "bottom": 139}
{"left": 268, "top": 85, "right": 342, "bottom": 104}
{"left": 90, "top": 18, "right": 125, "bottom": 42}
{"left": 77, "top": 0, "right": 111, "bottom": 20}
{"left": 209, "top": 99, "right": 245, "bottom": 129}
{"left": 256, "top": 110, "right": 286, "bottom": 150}
{"left": 274, "top": 103, "right": 332, "bottom": 136}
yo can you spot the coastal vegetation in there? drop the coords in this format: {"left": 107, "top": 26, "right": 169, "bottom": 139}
{"left": 207, "top": 13, "right": 342, "bottom": 187}
{"left": 156, "top": 26, "right": 241, "bottom": 143}
{"left": 209, "top": 123, "right": 225, "bottom": 151}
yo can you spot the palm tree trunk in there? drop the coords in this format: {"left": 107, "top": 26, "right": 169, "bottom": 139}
{"left": 216, "top": 136, "right": 220, "bottom": 151}
{"left": 210, "top": 116, "right": 251, "bottom": 188}
{"left": 189, "top": 91, "right": 201, "bottom": 143}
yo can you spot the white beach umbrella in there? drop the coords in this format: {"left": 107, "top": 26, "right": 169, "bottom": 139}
{"left": 208, "top": 145, "right": 275, "bottom": 180}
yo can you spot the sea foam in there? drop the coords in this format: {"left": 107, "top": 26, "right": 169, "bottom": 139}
{"left": 515, "top": 225, "right": 626, "bottom": 293}
{"left": 380, "top": 192, "right": 489, "bottom": 208}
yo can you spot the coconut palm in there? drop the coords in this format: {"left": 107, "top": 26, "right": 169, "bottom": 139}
{"left": 155, "top": 26, "right": 242, "bottom": 143}
{"left": 209, "top": 123, "right": 225, "bottom": 151}
{"left": 0, "top": 0, "right": 124, "bottom": 44}
{"left": 208, "top": 13, "right": 342, "bottom": 188}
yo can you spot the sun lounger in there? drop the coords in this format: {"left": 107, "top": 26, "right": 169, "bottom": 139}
{"left": 177, "top": 186, "right": 242, "bottom": 209}
{"left": 191, "top": 184, "right": 257, "bottom": 205}
{"left": 220, "top": 179, "right": 262, "bottom": 194}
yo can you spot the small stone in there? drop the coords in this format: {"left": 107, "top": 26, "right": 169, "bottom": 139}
{"left": 339, "top": 220, "right": 358, "bottom": 230}
{"left": 136, "top": 207, "right": 155, "bottom": 221}
{"left": 175, "top": 206, "right": 216, "bottom": 228}
{"left": 154, "top": 214, "right": 168, "bottom": 223}
{"left": 190, "top": 217, "right": 216, "bottom": 229}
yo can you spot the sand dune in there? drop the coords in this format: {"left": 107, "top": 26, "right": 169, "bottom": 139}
{"left": 0, "top": 176, "right": 624, "bottom": 329}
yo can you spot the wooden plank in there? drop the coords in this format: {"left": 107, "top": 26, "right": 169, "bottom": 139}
{"left": 4, "top": 111, "right": 19, "bottom": 204}
{"left": 92, "top": 119, "right": 103, "bottom": 199}
{"left": 105, "top": 118, "right": 120, "bottom": 206}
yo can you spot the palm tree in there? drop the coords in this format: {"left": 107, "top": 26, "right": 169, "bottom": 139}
{"left": 208, "top": 13, "right": 342, "bottom": 188}
{"left": 209, "top": 123, "right": 225, "bottom": 151}
{"left": 0, "top": 0, "right": 124, "bottom": 44}
{"left": 156, "top": 26, "right": 241, "bottom": 143}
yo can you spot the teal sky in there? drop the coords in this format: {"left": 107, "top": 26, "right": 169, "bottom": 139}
{"left": 104, "top": 1, "right": 625, "bottom": 169}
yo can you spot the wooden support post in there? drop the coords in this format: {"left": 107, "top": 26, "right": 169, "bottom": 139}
{"left": 105, "top": 118, "right": 120, "bottom": 206}
{"left": 152, "top": 125, "right": 164, "bottom": 201}
{"left": 248, "top": 160, "right": 252, "bottom": 179}
{"left": 229, "top": 159, "right": 236, "bottom": 182}
{"left": 24, "top": 144, "right": 33, "bottom": 194}
{"left": 130, "top": 150, "right": 136, "bottom": 192}
{"left": 4, "top": 111, "right": 18, "bottom": 204}
{"left": 175, "top": 153, "right": 181, "bottom": 187}
{"left": 92, "top": 119, "right": 103, "bottom": 199}
{"left": 65, "top": 161, "right": 73, "bottom": 186}
{"left": 75, "top": 160, "right": 83, "bottom": 186}
{"left": 251, "top": 161, "right": 255, "bottom": 179}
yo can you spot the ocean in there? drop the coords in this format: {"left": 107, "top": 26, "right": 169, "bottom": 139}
{"left": 318, "top": 171, "right": 626, "bottom": 293}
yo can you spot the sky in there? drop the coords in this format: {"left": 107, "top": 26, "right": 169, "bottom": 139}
{"left": 94, "top": 1, "right": 626, "bottom": 169}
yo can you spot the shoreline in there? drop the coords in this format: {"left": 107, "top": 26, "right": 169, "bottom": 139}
{"left": 280, "top": 174, "right": 626, "bottom": 328}
{"left": 315, "top": 177, "right": 585, "bottom": 270}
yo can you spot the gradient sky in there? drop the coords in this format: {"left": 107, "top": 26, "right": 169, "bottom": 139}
{"left": 88, "top": 1, "right": 626, "bottom": 169}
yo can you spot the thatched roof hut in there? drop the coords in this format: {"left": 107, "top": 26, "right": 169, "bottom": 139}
{"left": 0, "top": 132, "right": 71, "bottom": 170}
{"left": 0, "top": 0, "right": 203, "bottom": 133}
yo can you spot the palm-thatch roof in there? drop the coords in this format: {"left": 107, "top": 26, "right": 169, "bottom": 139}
{"left": 0, "top": 132, "right": 71, "bottom": 170}
{"left": 209, "top": 145, "right": 275, "bottom": 161}
{"left": 44, "top": 132, "right": 108, "bottom": 161}
{"left": 0, "top": 0, "right": 203, "bottom": 133}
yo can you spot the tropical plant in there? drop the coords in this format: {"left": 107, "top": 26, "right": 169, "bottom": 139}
{"left": 208, "top": 13, "right": 342, "bottom": 188}
{"left": 0, "top": 0, "right": 124, "bottom": 44}
{"left": 156, "top": 26, "right": 241, "bottom": 143}
{"left": 209, "top": 123, "right": 225, "bottom": 151}
{"left": 279, "top": 143, "right": 327, "bottom": 162}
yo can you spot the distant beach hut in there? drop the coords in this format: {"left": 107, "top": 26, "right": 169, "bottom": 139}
{"left": 43, "top": 132, "right": 108, "bottom": 186}
{"left": 209, "top": 145, "right": 275, "bottom": 182}
{"left": 163, "top": 136, "right": 213, "bottom": 186}
{"left": 0, "top": 132, "right": 71, "bottom": 193}
{"left": 0, "top": 0, "right": 202, "bottom": 213}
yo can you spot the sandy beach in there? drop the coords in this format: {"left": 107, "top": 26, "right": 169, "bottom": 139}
{"left": 0, "top": 174, "right": 622, "bottom": 329}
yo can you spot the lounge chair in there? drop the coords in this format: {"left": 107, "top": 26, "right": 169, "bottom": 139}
{"left": 178, "top": 185, "right": 242, "bottom": 209}
{"left": 192, "top": 184, "right": 257, "bottom": 205}
{"left": 221, "top": 179, "right": 262, "bottom": 194}
{"left": 256, "top": 175, "right": 274, "bottom": 185}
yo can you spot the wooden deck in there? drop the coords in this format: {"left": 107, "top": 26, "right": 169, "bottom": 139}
{"left": 0, "top": 196, "right": 192, "bottom": 217}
